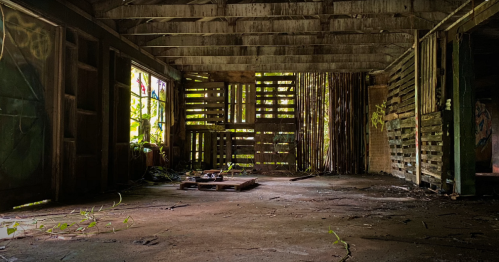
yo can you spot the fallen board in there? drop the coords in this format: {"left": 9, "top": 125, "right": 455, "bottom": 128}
{"left": 197, "top": 178, "right": 257, "bottom": 192}
{"left": 179, "top": 181, "right": 198, "bottom": 190}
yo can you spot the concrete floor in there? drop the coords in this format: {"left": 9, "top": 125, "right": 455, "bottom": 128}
{"left": 1, "top": 174, "right": 499, "bottom": 262}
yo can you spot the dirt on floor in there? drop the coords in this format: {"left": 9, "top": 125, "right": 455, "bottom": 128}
{"left": 1, "top": 173, "right": 499, "bottom": 262}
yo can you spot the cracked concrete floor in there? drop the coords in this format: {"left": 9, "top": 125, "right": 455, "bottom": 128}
{"left": 1, "top": 174, "right": 499, "bottom": 262}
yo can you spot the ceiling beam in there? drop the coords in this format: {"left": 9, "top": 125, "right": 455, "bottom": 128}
{"left": 152, "top": 45, "right": 406, "bottom": 57}
{"left": 177, "top": 62, "right": 388, "bottom": 72}
{"left": 172, "top": 54, "right": 394, "bottom": 65}
{"left": 98, "top": 0, "right": 466, "bottom": 19}
{"left": 143, "top": 33, "right": 413, "bottom": 47}
{"left": 125, "top": 17, "right": 435, "bottom": 35}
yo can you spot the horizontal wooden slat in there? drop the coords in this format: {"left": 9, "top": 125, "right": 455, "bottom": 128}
{"left": 255, "top": 123, "right": 296, "bottom": 132}
{"left": 389, "top": 139, "right": 401, "bottom": 145}
{"left": 255, "top": 153, "right": 295, "bottom": 162}
{"left": 186, "top": 97, "right": 225, "bottom": 102}
{"left": 186, "top": 110, "right": 224, "bottom": 115}
{"left": 255, "top": 118, "right": 295, "bottom": 124}
{"left": 185, "top": 82, "right": 225, "bottom": 89}
{"left": 186, "top": 117, "right": 224, "bottom": 122}
{"left": 421, "top": 153, "right": 443, "bottom": 162}
{"left": 185, "top": 90, "right": 224, "bottom": 95}
{"left": 421, "top": 145, "right": 443, "bottom": 151}
{"left": 186, "top": 104, "right": 224, "bottom": 109}
{"left": 257, "top": 105, "right": 296, "bottom": 109}
{"left": 421, "top": 125, "right": 442, "bottom": 133}
{"left": 256, "top": 76, "right": 296, "bottom": 81}
{"left": 421, "top": 133, "right": 443, "bottom": 142}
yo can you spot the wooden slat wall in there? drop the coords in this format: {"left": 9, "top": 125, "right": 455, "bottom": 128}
{"left": 296, "top": 73, "right": 327, "bottom": 172}
{"left": 326, "top": 73, "right": 367, "bottom": 174}
{"left": 185, "top": 82, "right": 226, "bottom": 125}
{"left": 420, "top": 111, "right": 451, "bottom": 188}
{"left": 227, "top": 83, "right": 256, "bottom": 124}
{"left": 184, "top": 76, "right": 257, "bottom": 170}
{"left": 420, "top": 33, "right": 439, "bottom": 115}
{"left": 385, "top": 51, "right": 417, "bottom": 182}
{"left": 255, "top": 74, "right": 297, "bottom": 171}
{"left": 231, "top": 131, "right": 255, "bottom": 169}
{"left": 185, "top": 131, "right": 232, "bottom": 169}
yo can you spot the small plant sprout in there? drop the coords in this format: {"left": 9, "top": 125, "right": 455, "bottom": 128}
{"left": 1, "top": 193, "right": 133, "bottom": 238}
{"left": 329, "top": 226, "right": 351, "bottom": 262}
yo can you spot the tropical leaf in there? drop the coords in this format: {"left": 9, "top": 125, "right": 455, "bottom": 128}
{"left": 7, "top": 228, "right": 17, "bottom": 235}
{"left": 60, "top": 223, "right": 68, "bottom": 231}
{"left": 87, "top": 222, "right": 97, "bottom": 228}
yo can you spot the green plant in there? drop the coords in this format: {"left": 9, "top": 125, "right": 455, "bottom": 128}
{"left": 329, "top": 226, "right": 351, "bottom": 262}
{"left": 3, "top": 193, "right": 134, "bottom": 238}
{"left": 130, "top": 134, "right": 151, "bottom": 160}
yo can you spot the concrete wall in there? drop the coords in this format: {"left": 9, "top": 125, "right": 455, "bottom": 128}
{"left": 368, "top": 85, "right": 392, "bottom": 173}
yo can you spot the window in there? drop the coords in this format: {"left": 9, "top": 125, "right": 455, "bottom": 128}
{"left": 130, "top": 66, "right": 171, "bottom": 146}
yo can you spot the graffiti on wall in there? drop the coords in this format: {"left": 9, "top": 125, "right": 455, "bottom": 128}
{"left": 476, "top": 101, "right": 492, "bottom": 148}
{"left": 6, "top": 12, "right": 52, "bottom": 60}
{"left": 371, "top": 101, "right": 386, "bottom": 131}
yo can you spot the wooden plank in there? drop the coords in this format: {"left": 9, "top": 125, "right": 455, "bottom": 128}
{"left": 421, "top": 162, "right": 442, "bottom": 172}
{"left": 389, "top": 139, "right": 402, "bottom": 145}
{"left": 226, "top": 133, "right": 232, "bottom": 163}
{"left": 421, "top": 153, "right": 443, "bottom": 162}
{"left": 185, "top": 82, "right": 225, "bottom": 89}
{"left": 421, "top": 118, "right": 442, "bottom": 127}
{"left": 186, "top": 104, "right": 224, "bottom": 109}
{"left": 256, "top": 76, "right": 296, "bottom": 81}
{"left": 421, "top": 133, "right": 443, "bottom": 142}
{"left": 255, "top": 143, "right": 293, "bottom": 152}
{"left": 186, "top": 110, "right": 224, "bottom": 115}
{"left": 187, "top": 118, "right": 224, "bottom": 122}
{"left": 232, "top": 140, "right": 255, "bottom": 146}
{"left": 185, "top": 97, "right": 225, "bottom": 103}
{"left": 257, "top": 104, "right": 295, "bottom": 109}
{"left": 421, "top": 125, "right": 443, "bottom": 133}
{"left": 421, "top": 145, "right": 443, "bottom": 152}
{"left": 255, "top": 118, "right": 295, "bottom": 124}
{"left": 185, "top": 90, "right": 224, "bottom": 95}
{"left": 421, "top": 111, "right": 442, "bottom": 121}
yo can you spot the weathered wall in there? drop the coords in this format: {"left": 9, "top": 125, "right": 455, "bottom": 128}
{"left": 0, "top": 6, "right": 56, "bottom": 210}
{"left": 368, "top": 85, "right": 392, "bottom": 173}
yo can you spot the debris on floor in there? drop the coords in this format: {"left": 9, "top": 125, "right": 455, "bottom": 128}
{"left": 144, "top": 167, "right": 182, "bottom": 182}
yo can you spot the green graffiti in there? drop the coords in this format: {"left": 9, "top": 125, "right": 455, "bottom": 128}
{"left": 371, "top": 101, "right": 386, "bottom": 131}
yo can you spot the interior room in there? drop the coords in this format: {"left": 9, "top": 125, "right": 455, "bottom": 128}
{"left": 0, "top": 0, "right": 499, "bottom": 261}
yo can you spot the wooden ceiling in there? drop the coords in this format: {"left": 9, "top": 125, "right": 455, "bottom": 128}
{"left": 75, "top": 0, "right": 472, "bottom": 72}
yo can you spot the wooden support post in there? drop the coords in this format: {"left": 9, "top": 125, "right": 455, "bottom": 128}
{"left": 415, "top": 30, "right": 422, "bottom": 186}
{"left": 100, "top": 39, "right": 111, "bottom": 193}
{"left": 453, "top": 34, "right": 476, "bottom": 195}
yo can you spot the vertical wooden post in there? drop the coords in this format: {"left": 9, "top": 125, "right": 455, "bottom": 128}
{"left": 414, "top": 30, "right": 422, "bottom": 186}
{"left": 100, "top": 39, "right": 111, "bottom": 193}
{"left": 453, "top": 34, "right": 476, "bottom": 195}
{"left": 53, "top": 27, "right": 65, "bottom": 201}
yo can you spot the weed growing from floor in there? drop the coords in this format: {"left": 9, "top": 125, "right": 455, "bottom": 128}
{"left": 3, "top": 193, "right": 134, "bottom": 238}
{"left": 329, "top": 226, "right": 351, "bottom": 262}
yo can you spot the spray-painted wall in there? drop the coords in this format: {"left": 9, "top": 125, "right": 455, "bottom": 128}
{"left": 0, "top": 6, "right": 57, "bottom": 210}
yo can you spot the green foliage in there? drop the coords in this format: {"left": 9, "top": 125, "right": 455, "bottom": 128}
{"left": 371, "top": 101, "right": 387, "bottom": 131}
{"left": 7, "top": 227, "right": 17, "bottom": 235}
{"left": 329, "top": 226, "right": 351, "bottom": 261}
{"left": 2, "top": 193, "right": 133, "bottom": 238}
